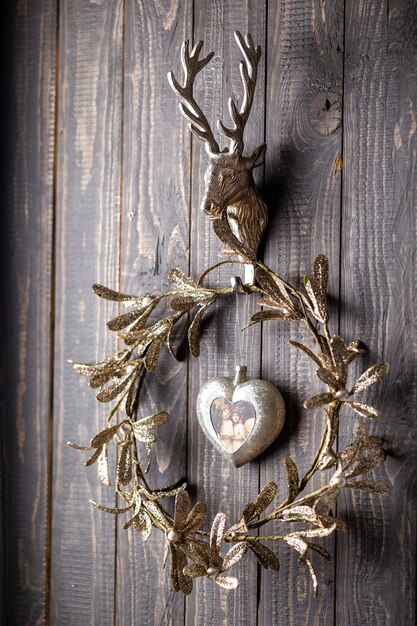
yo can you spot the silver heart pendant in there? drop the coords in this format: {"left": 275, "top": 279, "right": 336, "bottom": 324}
{"left": 196, "top": 366, "right": 285, "bottom": 467}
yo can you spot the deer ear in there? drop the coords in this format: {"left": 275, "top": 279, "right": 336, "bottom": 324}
{"left": 247, "top": 143, "right": 266, "bottom": 168}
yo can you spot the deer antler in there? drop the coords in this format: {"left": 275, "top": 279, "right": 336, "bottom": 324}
{"left": 217, "top": 31, "right": 261, "bottom": 156}
{"left": 168, "top": 41, "right": 220, "bottom": 154}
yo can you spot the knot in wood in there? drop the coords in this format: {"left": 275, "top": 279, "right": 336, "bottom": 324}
{"left": 309, "top": 92, "right": 342, "bottom": 136}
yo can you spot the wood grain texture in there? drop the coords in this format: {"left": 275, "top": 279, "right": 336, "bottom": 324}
{"left": 0, "top": 2, "right": 57, "bottom": 624}
{"left": 50, "top": 1, "right": 124, "bottom": 624}
{"left": 115, "top": 2, "right": 192, "bottom": 624}
{"left": 186, "top": 2, "right": 266, "bottom": 625}
{"left": 2, "top": 1, "right": 417, "bottom": 624}
{"left": 260, "top": 1, "right": 344, "bottom": 624}
{"left": 337, "top": 1, "right": 417, "bottom": 624}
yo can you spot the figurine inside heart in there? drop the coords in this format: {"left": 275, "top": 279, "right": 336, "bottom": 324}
{"left": 196, "top": 366, "right": 285, "bottom": 467}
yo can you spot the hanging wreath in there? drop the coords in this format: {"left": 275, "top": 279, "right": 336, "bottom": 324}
{"left": 69, "top": 32, "right": 390, "bottom": 596}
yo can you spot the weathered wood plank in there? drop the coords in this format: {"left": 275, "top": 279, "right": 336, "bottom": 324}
{"left": 337, "top": 1, "right": 417, "bottom": 624}
{"left": 259, "top": 1, "right": 344, "bottom": 624}
{"left": 50, "top": 1, "right": 124, "bottom": 624}
{"left": 115, "top": 2, "right": 192, "bottom": 624}
{"left": 186, "top": 2, "right": 266, "bottom": 625}
{"left": 0, "top": 2, "right": 57, "bottom": 624}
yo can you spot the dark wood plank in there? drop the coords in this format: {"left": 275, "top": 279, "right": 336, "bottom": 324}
{"left": 115, "top": 2, "right": 192, "bottom": 624}
{"left": 50, "top": 2, "right": 124, "bottom": 623}
{"left": 337, "top": 1, "right": 417, "bottom": 624}
{"left": 0, "top": 2, "right": 57, "bottom": 624}
{"left": 259, "top": 1, "right": 344, "bottom": 624}
{"left": 186, "top": 2, "right": 266, "bottom": 624}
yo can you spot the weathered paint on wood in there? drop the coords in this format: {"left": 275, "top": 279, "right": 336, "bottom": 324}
{"left": 337, "top": 1, "right": 417, "bottom": 625}
{"left": 1, "top": 1, "right": 416, "bottom": 625}
{"left": 260, "top": 1, "right": 345, "bottom": 623}
{"left": 50, "top": 1, "right": 123, "bottom": 624}
{"left": 186, "top": 2, "right": 267, "bottom": 625}
{"left": 0, "top": 2, "right": 57, "bottom": 624}
{"left": 115, "top": 2, "right": 191, "bottom": 624}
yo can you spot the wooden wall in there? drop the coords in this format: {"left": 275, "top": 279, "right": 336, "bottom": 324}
{"left": 1, "top": 1, "right": 416, "bottom": 624}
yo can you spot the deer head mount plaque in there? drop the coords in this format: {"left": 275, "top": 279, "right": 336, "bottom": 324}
{"left": 168, "top": 31, "right": 267, "bottom": 262}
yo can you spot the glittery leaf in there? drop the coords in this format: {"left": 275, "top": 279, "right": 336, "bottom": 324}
{"left": 215, "top": 575, "right": 239, "bottom": 589}
{"left": 304, "top": 392, "right": 335, "bottom": 409}
{"left": 304, "top": 255, "right": 329, "bottom": 323}
{"left": 352, "top": 362, "right": 389, "bottom": 394}
{"left": 330, "top": 335, "right": 346, "bottom": 370}
{"left": 184, "top": 501, "right": 207, "bottom": 533}
{"left": 134, "top": 411, "right": 169, "bottom": 431}
{"left": 97, "top": 444, "right": 110, "bottom": 486}
{"left": 71, "top": 350, "right": 130, "bottom": 376}
{"left": 212, "top": 214, "right": 255, "bottom": 261}
{"left": 249, "top": 309, "right": 301, "bottom": 326}
{"left": 183, "top": 563, "right": 207, "bottom": 578}
{"left": 84, "top": 446, "right": 103, "bottom": 466}
{"left": 289, "top": 341, "right": 322, "bottom": 367}
{"left": 345, "top": 449, "right": 386, "bottom": 478}
{"left": 345, "top": 401, "right": 379, "bottom": 419}
{"left": 303, "top": 558, "right": 318, "bottom": 596}
{"left": 292, "top": 523, "right": 337, "bottom": 540}
{"left": 144, "top": 336, "right": 166, "bottom": 372}
{"left": 222, "top": 542, "right": 247, "bottom": 570}
{"left": 345, "top": 340, "right": 366, "bottom": 364}
{"left": 143, "top": 500, "right": 170, "bottom": 530}
{"left": 284, "top": 535, "right": 308, "bottom": 556}
{"left": 210, "top": 512, "right": 226, "bottom": 550}
{"left": 89, "top": 368, "right": 121, "bottom": 389}
{"left": 313, "top": 254, "right": 329, "bottom": 312}
{"left": 188, "top": 298, "right": 216, "bottom": 357}
{"left": 284, "top": 458, "right": 299, "bottom": 502}
{"left": 257, "top": 297, "right": 283, "bottom": 308}
{"left": 171, "top": 295, "right": 199, "bottom": 311}
{"left": 316, "top": 368, "right": 340, "bottom": 391}
{"left": 107, "top": 307, "right": 150, "bottom": 332}
{"left": 131, "top": 511, "right": 152, "bottom": 539}
{"left": 241, "top": 482, "right": 277, "bottom": 523}
{"left": 168, "top": 268, "right": 198, "bottom": 291}
{"left": 346, "top": 481, "right": 391, "bottom": 495}
{"left": 255, "top": 267, "right": 294, "bottom": 308}
{"left": 90, "top": 422, "right": 123, "bottom": 448}
{"left": 174, "top": 491, "right": 191, "bottom": 527}
{"left": 253, "top": 482, "right": 277, "bottom": 514}
{"left": 96, "top": 371, "right": 135, "bottom": 403}
{"left": 306, "top": 542, "right": 331, "bottom": 561}
{"left": 170, "top": 546, "right": 192, "bottom": 594}
{"left": 117, "top": 443, "right": 132, "bottom": 485}
{"left": 92, "top": 283, "right": 138, "bottom": 302}
{"left": 279, "top": 506, "right": 318, "bottom": 524}
{"left": 181, "top": 539, "right": 212, "bottom": 567}
{"left": 361, "top": 434, "right": 384, "bottom": 449}
{"left": 248, "top": 542, "right": 280, "bottom": 570}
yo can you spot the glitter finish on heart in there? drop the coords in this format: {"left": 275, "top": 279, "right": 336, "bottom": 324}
{"left": 196, "top": 366, "right": 285, "bottom": 467}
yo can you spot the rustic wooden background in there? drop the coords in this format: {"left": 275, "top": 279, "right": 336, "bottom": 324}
{"left": 1, "top": 0, "right": 416, "bottom": 624}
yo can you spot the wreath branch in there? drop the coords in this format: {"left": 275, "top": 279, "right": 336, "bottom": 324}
{"left": 69, "top": 230, "right": 390, "bottom": 596}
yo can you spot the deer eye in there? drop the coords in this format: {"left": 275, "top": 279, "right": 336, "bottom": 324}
{"left": 221, "top": 168, "right": 236, "bottom": 182}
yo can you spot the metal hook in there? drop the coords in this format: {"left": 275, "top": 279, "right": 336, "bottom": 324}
{"left": 231, "top": 275, "right": 249, "bottom": 294}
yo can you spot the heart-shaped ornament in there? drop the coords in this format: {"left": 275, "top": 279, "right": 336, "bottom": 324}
{"left": 196, "top": 366, "right": 285, "bottom": 467}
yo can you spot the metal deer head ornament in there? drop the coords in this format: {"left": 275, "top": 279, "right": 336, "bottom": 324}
{"left": 168, "top": 32, "right": 267, "bottom": 263}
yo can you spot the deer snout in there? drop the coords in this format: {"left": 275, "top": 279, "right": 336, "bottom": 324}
{"left": 200, "top": 196, "right": 223, "bottom": 219}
